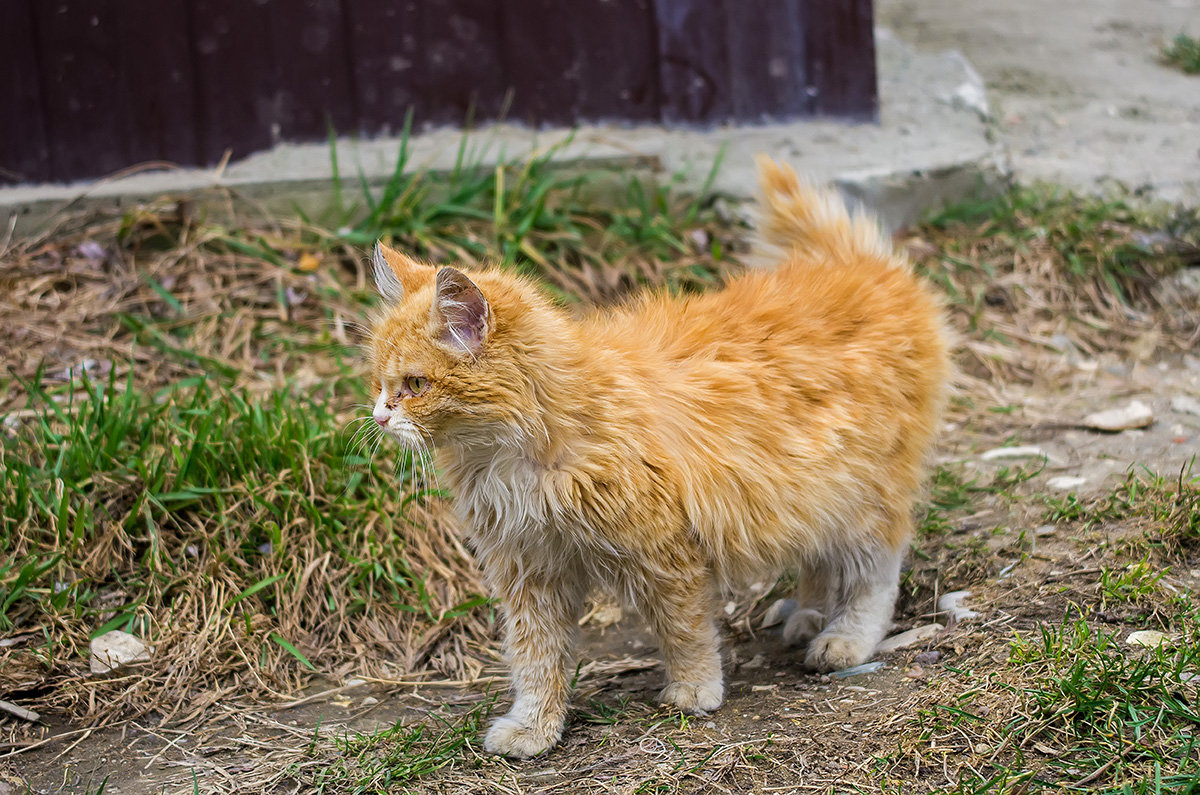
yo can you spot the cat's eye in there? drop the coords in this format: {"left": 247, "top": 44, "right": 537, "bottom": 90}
{"left": 402, "top": 375, "right": 428, "bottom": 397}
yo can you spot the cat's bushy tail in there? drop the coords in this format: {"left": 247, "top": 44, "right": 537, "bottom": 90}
{"left": 755, "top": 156, "right": 901, "bottom": 268}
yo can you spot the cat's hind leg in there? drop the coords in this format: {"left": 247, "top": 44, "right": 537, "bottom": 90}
{"left": 782, "top": 560, "right": 835, "bottom": 647}
{"left": 803, "top": 539, "right": 903, "bottom": 672}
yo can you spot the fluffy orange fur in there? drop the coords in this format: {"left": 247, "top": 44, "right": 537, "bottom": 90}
{"left": 365, "top": 158, "right": 951, "bottom": 758}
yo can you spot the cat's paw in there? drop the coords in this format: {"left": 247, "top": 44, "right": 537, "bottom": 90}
{"left": 659, "top": 680, "right": 724, "bottom": 714}
{"left": 803, "top": 632, "right": 873, "bottom": 672}
{"left": 782, "top": 608, "right": 825, "bottom": 646}
{"left": 483, "top": 715, "right": 560, "bottom": 759}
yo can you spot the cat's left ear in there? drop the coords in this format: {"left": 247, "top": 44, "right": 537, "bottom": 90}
{"left": 373, "top": 241, "right": 435, "bottom": 302}
{"left": 431, "top": 267, "right": 492, "bottom": 357}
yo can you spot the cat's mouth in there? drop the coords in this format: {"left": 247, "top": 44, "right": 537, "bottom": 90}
{"left": 380, "top": 421, "right": 430, "bottom": 453}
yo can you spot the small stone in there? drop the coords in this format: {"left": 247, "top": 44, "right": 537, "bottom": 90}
{"left": 739, "top": 653, "right": 767, "bottom": 670}
{"left": 831, "top": 661, "right": 885, "bottom": 679}
{"left": 1127, "top": 630, "right": 1172, "bottom": 648}
{"left": 90, "top": 630, "right": 151, "bottom": 674}
{"left": 937, "top": 591, "right": 980, "bottom": 623}
{"left": 980, "top": 446, "right": 1049, "bottom": 461}
{"left": 974, "top": 743, "right": 990, "bottom": 755}
{"left": 586, "top": 603, "right": 624, "bottom": 627}
{"left": 1047, "top": 476, "right": 1087, "bottom": 490}
{"left": 877, "top": 623, "right": 944, "bottom": 653}
{"left": 1082, "top": 400, "right": 1154, "bottom": 432}
{"left": 360, "top": 696, "right": 379, "bottom": 707}
{"left": 1034, "top": 524, "right": 1057, "bottom": 537}
{"left": 344, "top": 677, "right": 367, "bottom": 688}
{"left": 914, "top": 650, "right": 941, "bottom": 665}
{"left": 1171, "top": 395, "right": 1200, "bottom": 417}
{"left": 76, "top": 240, "right": 106, "bottom": 261}
{"left": 761, "top": 598, "right": 798, "bottom": 629}
{"left": 723, "top": 601, "right": 737, "bottom": 616}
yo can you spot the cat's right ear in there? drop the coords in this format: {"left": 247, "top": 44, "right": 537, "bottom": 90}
{"left": 372, "top": 242, "right": 434, "bottom": 302}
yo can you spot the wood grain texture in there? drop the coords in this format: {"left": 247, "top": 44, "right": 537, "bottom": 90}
{"left": 0, "top": 0, "right": 878, "bottom": 183}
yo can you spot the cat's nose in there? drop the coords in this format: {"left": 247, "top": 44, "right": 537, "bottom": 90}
{"left": 374, "top": 413, "right": 389, "bottom": 428}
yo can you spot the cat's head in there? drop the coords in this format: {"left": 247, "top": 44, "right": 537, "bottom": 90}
{"left": 365, "top": 242, "right": 540, "bottom": 452}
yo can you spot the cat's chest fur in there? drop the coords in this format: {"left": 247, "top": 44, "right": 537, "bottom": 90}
{"left": 439, "top": 441, "right": 581, "bottom": 549}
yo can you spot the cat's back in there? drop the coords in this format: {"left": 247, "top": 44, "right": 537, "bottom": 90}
{"left": 575, "top": 165, "right": 951, "bottom": 572}
{"left": 593, "top": 254, "right": 947, "bottom": 397}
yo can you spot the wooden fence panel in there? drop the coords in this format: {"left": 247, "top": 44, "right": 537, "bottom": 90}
{"left": 114, "top": 0, "right": 202, "bottom": 170}
{"left": 0, "top": 2, "right": 50, "bottom": 183}
{"left": 0, "top": 0, "right": 878, "bottom": 185}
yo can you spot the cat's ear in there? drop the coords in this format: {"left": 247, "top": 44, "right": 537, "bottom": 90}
{"left": 373, "top": 241, "right": 434, "bottom": 301}
{"left": 431, "top": 267, "right": 492, "bottom": 357}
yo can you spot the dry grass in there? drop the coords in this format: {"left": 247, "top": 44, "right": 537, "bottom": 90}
{"left": 906, "top": 186, "right": 1200, "bottom": 386}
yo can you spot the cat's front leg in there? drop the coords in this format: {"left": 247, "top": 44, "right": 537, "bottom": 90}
{"left": 484, "top": 559, "right": 585, "bottom": 759}
{"left": 630, "top": 563, "right": 724, "bottom": 714}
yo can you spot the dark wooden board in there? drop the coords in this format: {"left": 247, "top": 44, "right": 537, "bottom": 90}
{"left": 0, "top": 1, "right": 51, "bottom": 183}
{"left": 420, "top": 0, "right": 507, "bottom": 126}
{"left": 187, "top": 0, "right": 277, "bottom": 164}
{"left": 30, "top": 0, "right": 131, "bottom": 181}
{"left": 112, "top": 0, "right": 202, "bottom": 171}
{"left": 0, "top": 0, "right": 879, "bottom": 183}
{"left": 652, "top": 0, "right": 734, "bottom": 124}
{"left": 802, "top": 0, "right": 878, "bottom": 120}
{"left": 342, "top": 0, "right": 425, "bottom": 135}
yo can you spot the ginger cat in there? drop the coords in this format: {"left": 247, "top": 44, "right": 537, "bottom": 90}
{"left": 365, "top": 158, "right": 950, "bottom": 758}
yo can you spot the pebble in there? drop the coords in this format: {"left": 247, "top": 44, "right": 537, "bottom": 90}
{"left": 831, "top": 661, "right": 885, "bottom": 679}
{"left": 360, "top": 696, "right": 379, "bottom": 707}
{"left": 1126, "top": 630, "right": 1172, "bottom": 648}
{"left": 761, "top": 598, "right": 798, "bottom": 629}
{"left": 1081, "top": 400, "right": 1154, "bottom": 432}
{"left": 980, "top": 445, "right": 1049, "bottom": 461}
{"left": 877, "top": 623, "right": 944, "bottom": 653}
{"left": 90, "top": 630, "right": 151, "bottom": 674}
{"left": 914, "top": 650, "right": 941, "bottom": 665}
{"left": 1172, "top": 395, "right": 1200, "bottom": 417}
{"left": 1034, "top": 524, "right": 1057, "bottom": 537}
{"left": 937, "top": 591, "right": 980, "bottom": 623}
{"left": 1047, "top": 476, "right": 1087, "bottom": 490}
{"left": 739, "top": 653, "right": 767, "bottom": 670}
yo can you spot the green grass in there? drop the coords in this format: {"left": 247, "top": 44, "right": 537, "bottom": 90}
{"left": 912, "top": 185, "right": 1199, "bottom": 352}
{"left": 920, "top": 462, "right": 1042, "bottom": 536}
{"left": 1041, "top": 464, "right": 1200, "bottom": 548}
{"left": 888, "top": 607, "right": 1200, "bottom": 793}
{"left": 294, "top": 701, "right": 494, "bottom": 793}
{"left": 1162, "top": 33, "right": 1200, "bottom": 75}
